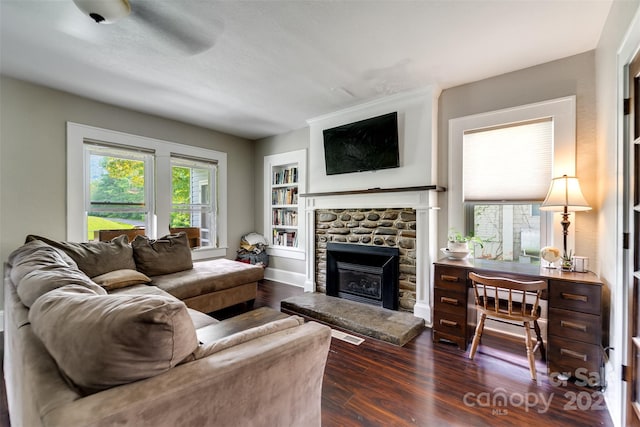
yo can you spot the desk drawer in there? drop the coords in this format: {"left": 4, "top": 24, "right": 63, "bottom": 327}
{"left": 434, "top": 289, "right": 466, "bottom": 316}
{"left": 549, "top": 281, "right": 601, "bottom": 315}
{"left": 548, "top": 308, "right": 601, "bottom": 345}
{"left": 433, "top": 310, "right": 466, "bottom": 338}
{"left": 548, "top": 335, "right": 602, "bottom": 377}
{"left": 434, "top": 266, "right": 467, "bottom": 291}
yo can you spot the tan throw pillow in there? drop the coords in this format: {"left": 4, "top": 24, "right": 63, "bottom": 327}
{"left": 29, "top": 284, "right": 198, "bottom": 395}
{"left": 132, "top": 232, "right": 193, "bottom": 276}
{"left": 25, "top": 235, "right": 136, "bottom": 278}
{"left": 91, "top": 269, "right": 152, "bottom": 291}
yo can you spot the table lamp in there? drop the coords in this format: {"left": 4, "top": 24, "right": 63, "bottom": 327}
{"left": 540, "top": 175, "right": 591, "bottom": 258}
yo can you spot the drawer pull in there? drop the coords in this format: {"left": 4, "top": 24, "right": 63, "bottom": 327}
{"left": 560, "top": 320, "right": 588, "bottom": 332}
{"left": 560, "top": 292, "right": 588, "bottom": 302}
{"left": 440, "top": 319, "right": 458, "bottom": 327}
{"left": 441, "top": 274, "right": 460, "bottom": 282}
{"left": 440, "top": 297, "right": 460, "bottom": 305}
{"left": 560, "top": 348, "right": 588, "bottom": 362}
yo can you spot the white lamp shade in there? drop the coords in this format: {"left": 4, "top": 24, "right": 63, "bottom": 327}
{"left": 540, "top": 175, "right": 591, "bottom": 212}
{"left": 73, "top": 0, "right": 131, "bottom": 24}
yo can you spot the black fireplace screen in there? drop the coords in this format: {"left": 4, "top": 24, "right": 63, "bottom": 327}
{"left": 326, "top": 243, "right": 399, "bottom": 310}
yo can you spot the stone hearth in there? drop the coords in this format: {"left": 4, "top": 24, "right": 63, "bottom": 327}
{"left": 281, "top": 293, "right": 425, "bottom": 346}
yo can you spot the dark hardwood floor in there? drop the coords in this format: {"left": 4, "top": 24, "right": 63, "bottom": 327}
{"left": 1, "top": 280, "right": 615, "bottom": 426}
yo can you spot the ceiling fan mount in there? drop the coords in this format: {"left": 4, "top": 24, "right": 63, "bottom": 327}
{"left": 72, "top": 0, "right": 131, "bottom": 24}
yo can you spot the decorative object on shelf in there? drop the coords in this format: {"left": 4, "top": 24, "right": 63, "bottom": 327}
{"left": 440, "top": 248, "right": 470, "bottom": 260}
{"left": 540, "top": 246, "right": 561, "bottom": 269}
{"left": 539, "top": 175, "right": 591, "bottom": 265}
{"left": 573, "top": 255, "right": 589, "bottom": 273}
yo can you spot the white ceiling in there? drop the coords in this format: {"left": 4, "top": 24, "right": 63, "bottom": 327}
{"left": 0, "top": 0, "right": 613, "bottom": 140}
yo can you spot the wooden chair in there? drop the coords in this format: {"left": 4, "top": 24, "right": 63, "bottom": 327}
{"left": 468, "top": 272, "right": 547, "bottom": 381}
{"left": 98, "top": 228, "right": 146, "bottom": 242}
{"left": 169, "top": 227, "right": 201, "bottom": 248}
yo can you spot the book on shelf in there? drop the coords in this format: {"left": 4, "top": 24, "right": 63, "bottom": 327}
{"left": 273, "top": 166, "right": 298, "bottom": 185}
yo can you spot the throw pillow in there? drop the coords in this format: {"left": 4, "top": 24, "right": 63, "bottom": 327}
{"left": 26, "top": 234, "right": 136, "bottom": 278}
{"left": 29, "top": 284, "right": 198, "bottom": 395}
{"left": 8, "top": 239, "right": 78, "bottom": 286}
{"left": 131, "top": 232, "right": 193, "bottom": 276}
{"left": 91, "top": 269, "right": 152, "bottom": 291}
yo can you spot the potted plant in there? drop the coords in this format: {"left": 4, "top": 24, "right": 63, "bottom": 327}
{"left": 561, "top": 249, "right": 574, "bottom": 271}
{"left": 447, "top": 228, "right": 484, "bottom": 252}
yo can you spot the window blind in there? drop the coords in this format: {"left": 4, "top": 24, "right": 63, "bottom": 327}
{"left": 463, "top": 118, "right": 552, "bottom": 202}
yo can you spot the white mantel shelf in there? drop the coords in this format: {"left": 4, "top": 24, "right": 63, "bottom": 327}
{"left": 300, "top": 185, "right": 446, "bottom": 198}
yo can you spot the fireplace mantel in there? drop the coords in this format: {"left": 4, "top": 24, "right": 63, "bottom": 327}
{"left": 303, "top": 188, "right": 438, "bottom": 324}
{"left": 300, "top": 185, "right": 445, "bottom": 198}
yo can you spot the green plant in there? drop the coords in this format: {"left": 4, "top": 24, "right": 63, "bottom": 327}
{"left": 448, "top": 228, "right": 484, "bottom": 248}
{"left": 562, "top": 249, "right": 574, "bottom": 269}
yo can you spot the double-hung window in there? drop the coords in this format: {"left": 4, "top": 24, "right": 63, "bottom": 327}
{"left": 170, "top": 155, "right": 217, "bottom": 247}
{"left": 449, "top": 96, "right": 576, "bottom": 263}
{"left": 67, "top": 123, "right": 228, "bottom": 259}
{"left": 85, "top": 143, "right": 154, "bottom": 241}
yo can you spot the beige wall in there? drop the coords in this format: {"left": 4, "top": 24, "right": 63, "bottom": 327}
{"left": 0, "top": 76, "right": 256, "bottom": 266}
{"left": 437, "top": 51, "right": 599, "bottom": 266}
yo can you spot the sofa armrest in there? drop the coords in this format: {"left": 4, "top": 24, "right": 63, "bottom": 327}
{"left": 41, "top": 321, "right": 332, "bottom": 427}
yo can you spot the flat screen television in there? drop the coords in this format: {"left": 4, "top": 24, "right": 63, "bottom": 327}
{"left": 323, "top": 112, "right": 399, "bottom": 175}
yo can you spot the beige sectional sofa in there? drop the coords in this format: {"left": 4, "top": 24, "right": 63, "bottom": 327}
{"left": 4, "top": 234, "right": 332, "bottom": 427}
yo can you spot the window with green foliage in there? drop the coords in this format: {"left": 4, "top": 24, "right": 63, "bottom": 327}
{"left": 86, "top": 144, "right": 152, "bottom": 240}
{"left": 171, "top": 156, "right": 217, "bottom": 247}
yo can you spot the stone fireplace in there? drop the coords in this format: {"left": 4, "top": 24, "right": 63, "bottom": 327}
{"left": 302, "top": 187, "right": 439, "bottom": 324}
{"left": 325, "top": 242, "right": 400, "bottom": 310}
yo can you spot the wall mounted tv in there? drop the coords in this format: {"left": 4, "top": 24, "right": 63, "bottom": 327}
{"left": 323, "top": 111, "right": 400, "bottom": 175}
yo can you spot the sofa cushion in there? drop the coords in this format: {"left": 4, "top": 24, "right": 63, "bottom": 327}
{"left": 193, "top": 316, "right": 304, "bottom": 359}
{"left": 8, "top": 239, "right": 106, "bottom": 307}
{"left": 29, "top": 284, "right": 199, "bottom": 395}
{"left": 18, "top": 266, "right": 106, "bottom": 307}
{"left": 8, "top": 239, "right": 78, "bottom": 286}
{"left": 131, "top": 232, "right": 193, "bottom": 276}
{"left": 91, "top": 269, "right": 151, "bottom": 291}
{"left": 149, "top": 258, "right": 264, "bottom": 300}
{"left": 25, "top": 234, "right": 136, "bottom": 278}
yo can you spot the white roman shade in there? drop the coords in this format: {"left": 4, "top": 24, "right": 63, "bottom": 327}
{"left": 463, "top": 118, "right": 553, "bottom": 202}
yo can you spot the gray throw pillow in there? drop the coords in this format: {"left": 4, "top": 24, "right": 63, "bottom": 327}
{"left": 26, "top": 234, "right": 136, "bottom": 278}
{"left": 131, "top": 232, "right": 193, "bottom": 276}
{"left": 29, "top": 284, "right": 198, "bottom": 395}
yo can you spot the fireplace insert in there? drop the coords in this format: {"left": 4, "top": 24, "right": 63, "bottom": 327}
{"left": 325, "top": 242, "right": 399, "bottom": 310}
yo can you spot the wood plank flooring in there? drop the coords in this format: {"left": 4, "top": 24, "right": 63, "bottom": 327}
{"left": 0, "top": 280, "right": 615, "bottom": 426}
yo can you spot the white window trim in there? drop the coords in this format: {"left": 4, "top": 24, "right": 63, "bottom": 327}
{"left": 67, "top": 122, "right": 227, "bottom": 260}
{"left": 448, "top": 96, "right": 576, "bottom": 252}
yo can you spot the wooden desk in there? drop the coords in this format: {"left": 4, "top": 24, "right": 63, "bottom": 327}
{"left": 433, "top": 258, "right": 608, "bottom": 381}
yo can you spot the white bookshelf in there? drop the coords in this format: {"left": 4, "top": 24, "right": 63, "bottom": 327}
{"left": 264, "top": 150, "right": 306, "bottom": 259}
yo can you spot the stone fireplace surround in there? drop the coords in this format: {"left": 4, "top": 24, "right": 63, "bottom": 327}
{"left": 302, "top": 187, "right": 439, "bottom": 324}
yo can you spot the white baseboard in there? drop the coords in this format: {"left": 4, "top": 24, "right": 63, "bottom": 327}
{"left": 264, "top": 267, "right": 306, "bottom": 288}
{"left": 0, "top": 310, "right": 4, "bottom": 332}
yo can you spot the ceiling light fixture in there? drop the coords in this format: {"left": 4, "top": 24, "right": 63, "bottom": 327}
{"left": 72, "top": 0, "right": 131, "bottom": 24}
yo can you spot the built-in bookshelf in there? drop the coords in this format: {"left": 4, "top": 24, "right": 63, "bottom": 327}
{"left": 264, "top": 150, "right": 306, "bottom": 260}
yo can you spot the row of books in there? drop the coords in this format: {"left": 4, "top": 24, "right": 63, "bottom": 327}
{"left": 272, "top": 209, "right": 298, "bottom": 226}
{"left": 273, "top": 167, "right": 298, "bottom": 185}
{"left": 272, "top": 187, "right": 298, "bottom": 205}
{"left": 273, "top": 230, "right": 297, "bottom": 247}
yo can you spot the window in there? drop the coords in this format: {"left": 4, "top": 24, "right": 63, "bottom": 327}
{"left": 170, "top": 156, "right": 217, "bottom": 247}
{"left": 449, "top": 96, "right": 576, "bottom": 263}
{"left": 67, "top": 122, "right": 228, "bottom": 260}
{"left": 462, "top": 119, "right": 552, "bottom": 262}
{"left": 85, "top": 143, "right": 154, "bottom": 241}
